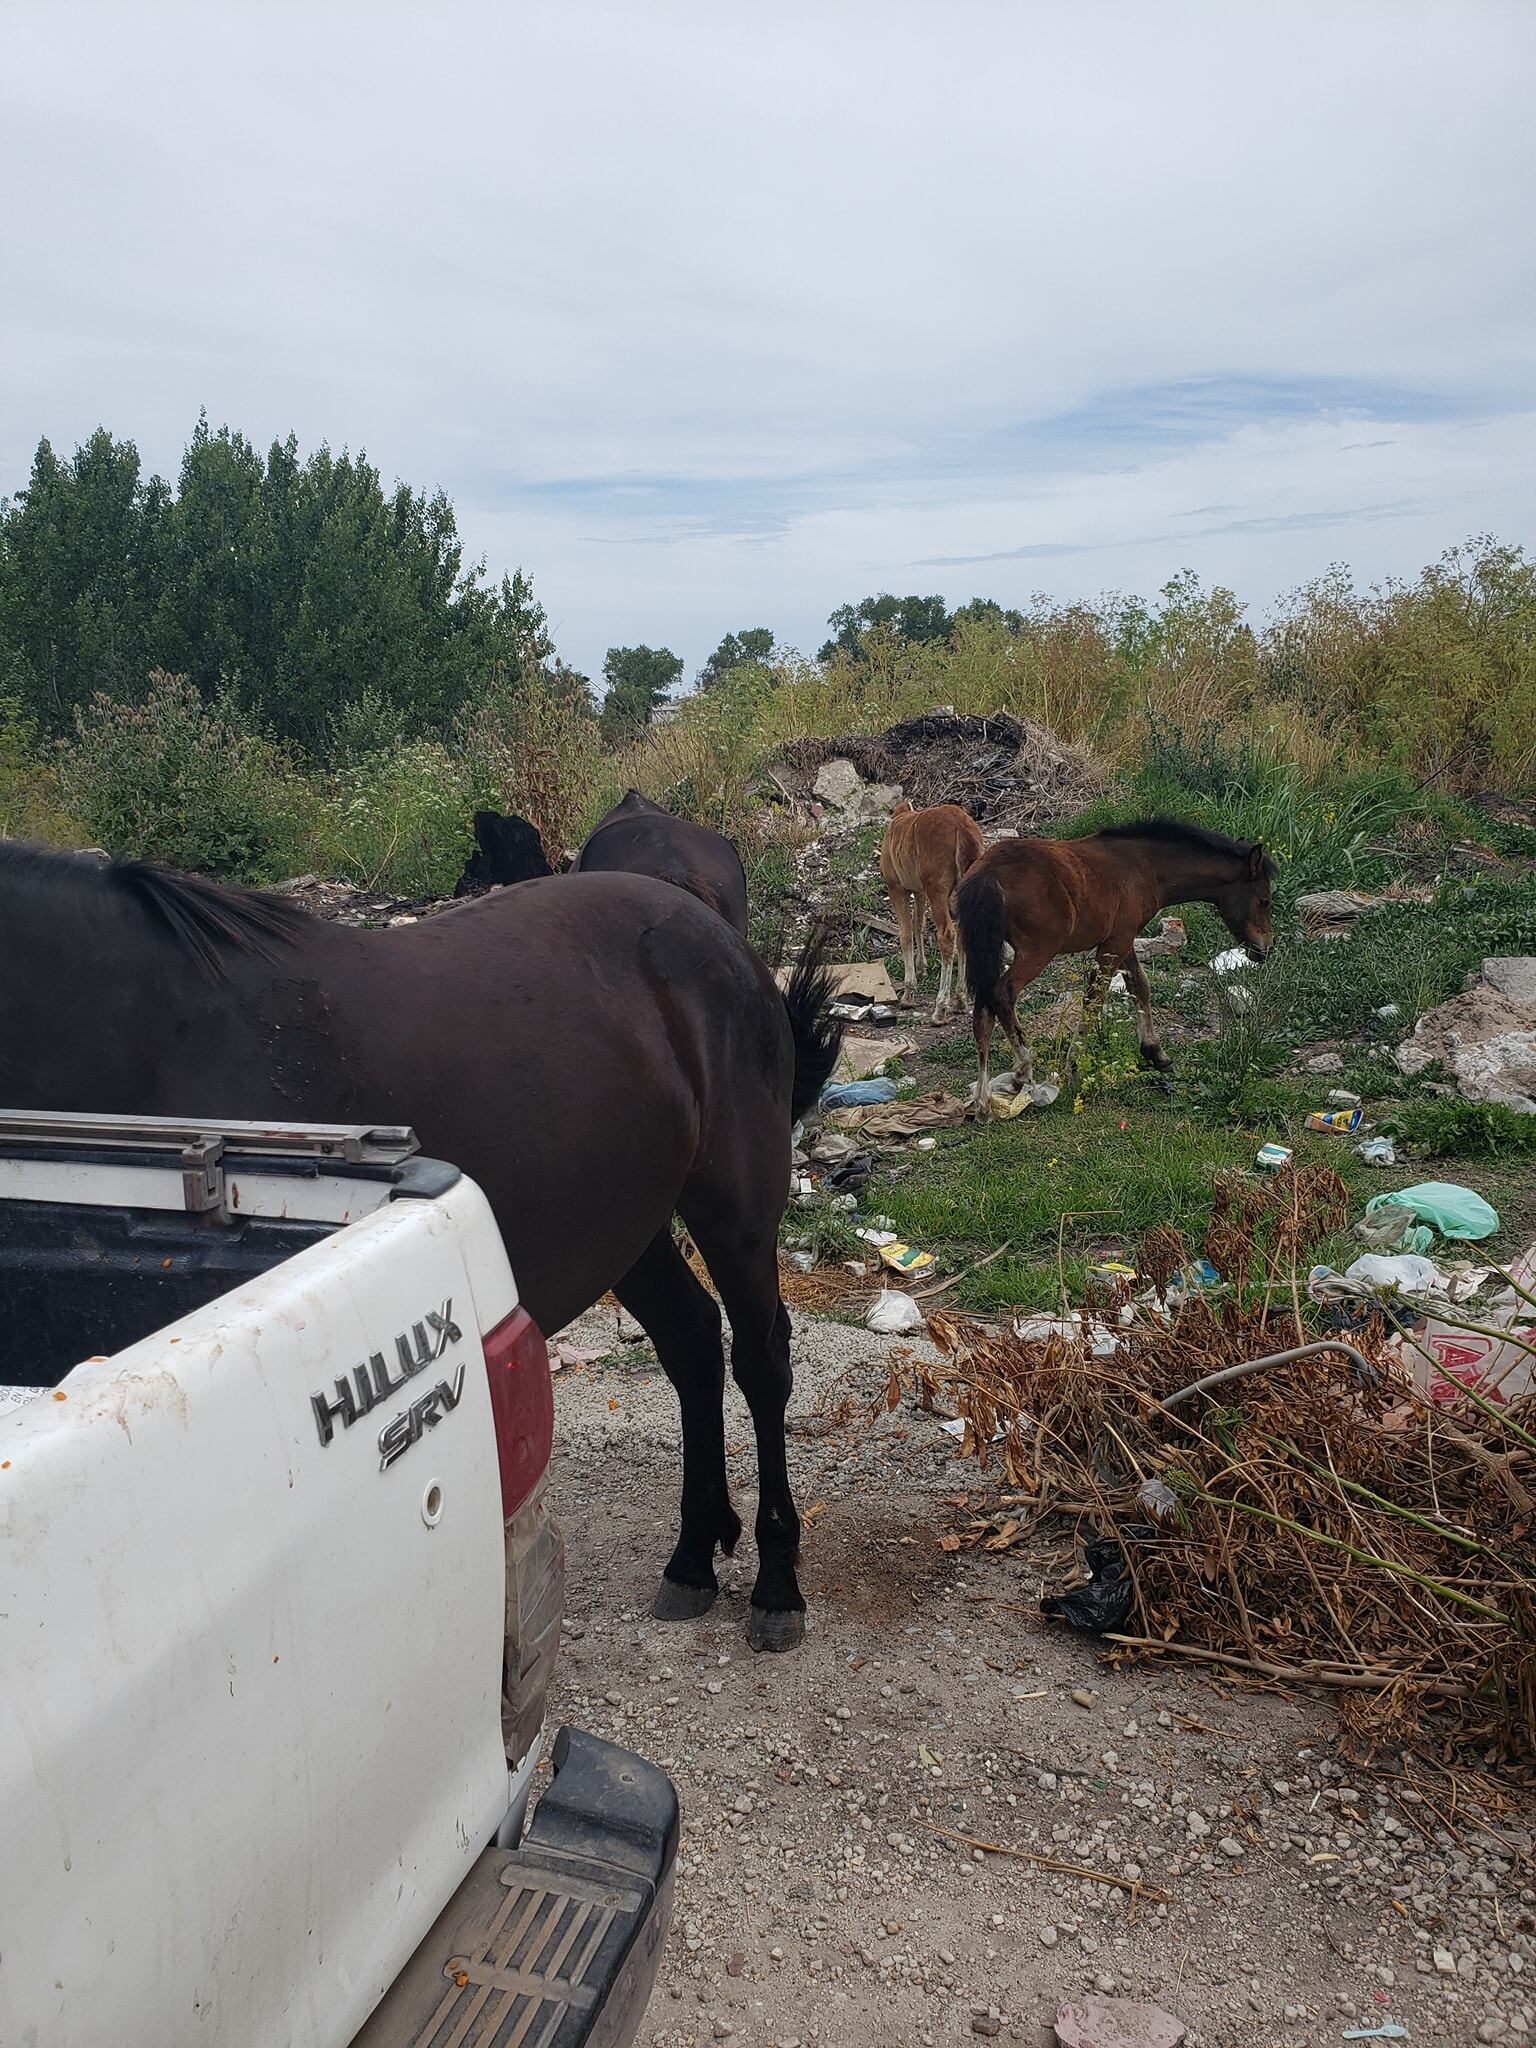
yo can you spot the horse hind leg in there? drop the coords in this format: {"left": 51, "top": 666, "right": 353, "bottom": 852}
{"left": 926, "top": 884, "right": 959, "bottom": 1023}
{"left": 612, "top": 1228, "right": 740, "bottom": 1619}
{"left": 887, "top": 883, "right": 919, "bottom": 1008}
{"left": 680, "top": 1198, "right": 805, "bottom": 1652}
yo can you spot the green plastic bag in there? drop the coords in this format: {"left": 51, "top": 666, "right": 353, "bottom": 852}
{"left": 1364, "top": 1181, "right": 1500, "bottom": 1243}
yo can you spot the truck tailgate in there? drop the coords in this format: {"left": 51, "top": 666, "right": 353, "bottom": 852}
{"left": 0, "top": 1185, "right": 517, "bottom": 2046}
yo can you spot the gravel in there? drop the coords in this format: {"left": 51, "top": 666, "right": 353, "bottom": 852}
{"left": 538, "top": 1303, "right": 1536, "bottom": 2048}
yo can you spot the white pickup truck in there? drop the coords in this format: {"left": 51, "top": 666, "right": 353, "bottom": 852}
{"left": 0, "top": 1111, "right": 677, "bottom": 2047}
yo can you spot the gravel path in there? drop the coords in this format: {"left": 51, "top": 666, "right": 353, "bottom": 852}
{"left": 542, "top": 1304, "right": 1536, "bottom": 2048}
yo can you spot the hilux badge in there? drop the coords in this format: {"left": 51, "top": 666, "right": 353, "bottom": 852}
{"left": 309, "top": 1300, "right": 463, "bottom": 1456}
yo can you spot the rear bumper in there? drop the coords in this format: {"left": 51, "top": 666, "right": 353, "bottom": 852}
{"left": 353, "top": 1726, "right": 677, "bottom": 2048}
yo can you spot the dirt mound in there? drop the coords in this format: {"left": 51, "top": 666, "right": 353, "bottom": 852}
{"left": 780, "top": 707, "right": 1104, "bottom": 831}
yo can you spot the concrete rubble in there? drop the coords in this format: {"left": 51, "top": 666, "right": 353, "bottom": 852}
{"left": 1396, "top": 956, "right": 1536, "bottom": 1113}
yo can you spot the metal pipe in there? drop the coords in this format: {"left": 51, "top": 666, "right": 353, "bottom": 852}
{"left": 1158, "top": 1339, "right": 1376, "bottom": 1413}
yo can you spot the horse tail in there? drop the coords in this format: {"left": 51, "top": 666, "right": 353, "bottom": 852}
{"left": 957, "top": 865, "right": 1010, "bottom": 1022}
{"left": 782, "top": 925, "right": 843, "bottom": 1123}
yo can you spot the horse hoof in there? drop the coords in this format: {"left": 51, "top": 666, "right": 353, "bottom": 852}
{"left": 1139, "top": 1044, "right": 1174, "bottom": 1072}
{"left": 653, "top": 1578, "right": 718, "bottom": 1621}
{"left": 747, "top": 1605, "right": 806, "bottom": 1653}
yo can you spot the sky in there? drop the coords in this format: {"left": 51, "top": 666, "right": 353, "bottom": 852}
{"left": 3, "top": 1, "right": 1534, "bottom": 684}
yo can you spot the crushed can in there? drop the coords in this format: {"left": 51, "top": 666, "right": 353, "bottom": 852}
{"left": 1306, "top": 1107, "right": 1364, "bottom": 1134}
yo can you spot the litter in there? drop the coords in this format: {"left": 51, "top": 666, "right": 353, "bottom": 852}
{"left": 879, "top": 1242, "right": 937, "bottom": 1277}
{"left": 807, "top": 1130, "right": 858, "bottom": 1163}
{"left": 828, "top": 1090, "right": 969, "bottom": 1138}
{"left": 1134, "top": 917, "right": 1187, "bottom": 959}
{"left": 1357, "top": 1136, "right": 1396, "bottom": 1166}
{"left": 548, "top": 1338, "right": 611, "bottom": 1371}
{"left": 1411, "top": 1316, "right": 1535, "bottom": 1408}
{"left": 1041, "top": 1534, "right": 1137, "bottom": 1635}
{"left": 1089, "top": 1260, "right": 1138, "bottom": 1283}
{"left": 1341, "top": 2026, "right": 1409, "bottom": 2041}
{"left": 999, "top": 1079, "right": 1061, "bottom": 1117}
{"left": 825, "top": 1151, "right": 874, "bottom": 1192}
{"left": 1327, "top": 1088, "right": 1363, "bottom": 1109}
{"left": 1354, "top": 1202, "right": 1434, "bottom": 1255}
{"left": 1012, "top": 1310, "right": 1120, "bottom": 1357}
{"left": 833, "top": 1032, "right": 917, "bottom": 1082}
{"left": 1255, "top": 1142, "right": 1292, "bottom": 1170}
{"left": 1365, "top": 1181, "right": 1499, "bottom": 1242}
{"left": 821, "top": 1078, "right": 898, "bottom": 1109}
{"left": 855, "top": 1227, "right": 898, "bottom": 1248}
{"left": 1342, "top": 1251, "right": 1445, "bottom": 1295}
{"left": 866, "top": 1289, "right": 926, "bottom": 1334}
{"left": 786, "top": 1250, "right": 816, "bottom": 1273}
{"left": 1210, "top": 946, "right": 1251, "bottom": 974}
{"left": 1306, "top": 1106, "right": 1363, "bottom": 1134}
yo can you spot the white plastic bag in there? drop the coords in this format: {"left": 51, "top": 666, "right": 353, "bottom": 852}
{"left": 866, "top": 1289, "right": 926, "bottom": 1334}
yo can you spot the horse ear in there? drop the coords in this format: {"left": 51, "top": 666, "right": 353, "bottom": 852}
{"left": 1248, "top": 842, "right": 1266, "bottom": 875}
{"left": 473, "top": 810, "right": 499, "bottom": 852}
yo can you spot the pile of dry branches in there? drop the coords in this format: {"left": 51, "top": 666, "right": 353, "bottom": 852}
{"left": 901, "top": 1171, "right": 1536, "bottom": 1758}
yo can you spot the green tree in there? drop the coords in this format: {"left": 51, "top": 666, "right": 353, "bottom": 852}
{"left": 599, "top": 644, "right": 683, "bottom": 746}
{"left": 818, "top": 592, "right": 952, "bottom": 660}
{"left": 697, "top": 626, "right": 774, "bottom": 690}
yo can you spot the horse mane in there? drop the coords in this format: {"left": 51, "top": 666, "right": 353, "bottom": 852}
{"left": 109, "top": 860, "right": 308, "bottom": 976}
{"left": 1097, "top": 816, "right": 1271, "bottom": 868}
{"left": 0, "top": 838, "right": 308, "bottom": 977}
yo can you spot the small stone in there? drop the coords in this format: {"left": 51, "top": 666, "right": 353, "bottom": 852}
{"left": 971, "top": 2019, "right": 1001, "bottom": 2038}
{"left": 1218, "top": 1836, "right": 1245, "bottom": 1859}
{"left": 1478, "top": 2021, "right": 1508, "bottom": 2043}
{"left": 1072, "top": 1688, "right": 1097, "bottom": 1710}
{"left": 1185, "top": 1812, "right": 1210, "bottom": 1840}
{"left": 1435, "top": 1949, "right": 1458, "bottom": 1976}
{"left": 1039, "top": 1925, "right": 1059, "bottom": 1948}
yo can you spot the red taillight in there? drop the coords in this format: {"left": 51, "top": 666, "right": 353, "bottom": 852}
{"left": 482, "top": 1306, "right": 554, "bottom": 1517}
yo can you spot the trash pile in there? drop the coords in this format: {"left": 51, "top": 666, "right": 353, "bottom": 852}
{"left": 893, "top": 1168, "right": 1536, "bottom": 1757}
{"left": 780, "top": 707, "right": 1105, "bottom": 833}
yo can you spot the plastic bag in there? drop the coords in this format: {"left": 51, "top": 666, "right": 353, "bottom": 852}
{"left": 1041, "top": 1536, "right": 1135, "bottom": 1634}
{"left": 1344, "top": 1252, "right": 1444, "bottom": 1295}
{"left": 866, "top": 1289, "right": 926, "bottom": 1334}
{"left": 822, "top": 1078, "right": 897, "bottom": 1108}
{"left": 1365, "top": 1181, "right": 1499, "bottom": 1243}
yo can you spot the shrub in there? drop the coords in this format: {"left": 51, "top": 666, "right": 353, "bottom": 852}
{"left": 54, "top": 672, "right": 305, "bottom": 879}
{"left": 0, "top": 697, "right": 82, "bottom": 844}
{"left": 314, "top": 738, "right": 470, "bottom": 898}
{"left": 458, "top": 669, "right": 616, "bottom": 858}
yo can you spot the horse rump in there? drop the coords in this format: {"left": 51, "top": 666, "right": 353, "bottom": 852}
{"left": 956, "top": 864, "right": 1012, "bottom": 1024}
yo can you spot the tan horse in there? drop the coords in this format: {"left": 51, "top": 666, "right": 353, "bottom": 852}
{"left": 878, "top": 801, "right": 984, "bottom": 1022}
{"left": 955, "top": 817, "right": 1276, "bottom": 1117}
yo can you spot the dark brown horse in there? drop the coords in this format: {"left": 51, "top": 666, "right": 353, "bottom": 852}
{"left": 454, "top": 809, "right": 554, "bottom": 895}
{"left": 0, "top": 842, "right": 840, "bottom": 1649}
{"left": 575, "top": 790, "right": 750, "bottom": 935}
{"left": 956, "top": 818, "right": 1275, "bottom": 1116}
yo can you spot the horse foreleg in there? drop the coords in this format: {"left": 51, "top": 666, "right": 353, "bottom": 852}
{"left": 613, "top": 1229, "right": 739, "bottom": 1618}
{"left": 1121, "top": 949, "right": 1172, "bottom": 1070}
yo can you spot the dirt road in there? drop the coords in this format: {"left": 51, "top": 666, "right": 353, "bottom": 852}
{"left": 543, "top": 1305, "right": 1535, "bottom": 2048}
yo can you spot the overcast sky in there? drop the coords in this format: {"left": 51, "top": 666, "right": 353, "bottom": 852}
{"left": 4, "top": 2, "right": 1533, "bottom": 682}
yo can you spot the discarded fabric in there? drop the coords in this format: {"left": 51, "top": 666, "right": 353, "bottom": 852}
{"left": 1357, "top": 1136, "right": 1396, "bottom": 1166}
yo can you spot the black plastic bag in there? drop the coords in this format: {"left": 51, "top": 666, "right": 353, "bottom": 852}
{"left": 1040, "top": 1532, "right": 1140, "bottom": 1635}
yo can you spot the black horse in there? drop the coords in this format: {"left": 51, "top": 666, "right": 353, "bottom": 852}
{"left": 575, "top": 790, "right": 750, "bottom": 935}
{"left": 0, "top": 842, "right": 840, "bottom": 1649}
{"left": 454, "top": 809, "right": 554, "bottom": 895}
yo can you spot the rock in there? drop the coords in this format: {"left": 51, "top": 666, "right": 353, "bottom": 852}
{"left": 1483, "top": 956, "right": 1536, "bottom": 1005}
{"left": 1217, "top": 1836, "right": 1245, "bottom": 1859}
{"left": 971, "top": 2018, "right": 1001, "bottom": 2038}
{"left": 1303, "top": 1051, "right": 1345, "bottom": 1074}
{"left": 1053, "top": 1995, "right": 1187, "bottom": 2047}
{"left": 811, "top": 757, "right": 902, "bottom": 822}
{"left": 1296, "top": 888, "right": 1377, "bottom": 924}
{"left": 1039, "top": 1925, "right": 1059, "bottom": 1948}
{"left": 1397, "top": 968, "right": 1536, "bottom": 1113}
{"left": 1072, "top": 1688, "right": 1097, "bottom": 1710}
{"left": 1435, "top": 1948, "right": 1458, "bottom": 1975}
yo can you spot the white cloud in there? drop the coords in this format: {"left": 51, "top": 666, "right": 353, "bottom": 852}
{"left": 3, "top": 0, "right": 1532, "bottom": 677}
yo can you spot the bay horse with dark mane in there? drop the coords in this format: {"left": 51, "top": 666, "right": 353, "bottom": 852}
{"left": 0, "top": 842, "right": 839, "bottom": 1649}
{"left": 879, "top": 800, "right": 983, "bottom": 1021}
{"left": 575, "top": 789, "right": 750, "bottom": 934}
{"left": 956, "top": 818, "right": 1275, "bottom": 1116}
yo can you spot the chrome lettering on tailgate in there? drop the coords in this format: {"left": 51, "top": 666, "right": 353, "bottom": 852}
{"left": 376, "top": 1363, "right": 468, "bottom": 1470}
{"left": 309, "top": 1300, "right": 462, "bottom": 1447}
